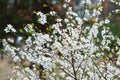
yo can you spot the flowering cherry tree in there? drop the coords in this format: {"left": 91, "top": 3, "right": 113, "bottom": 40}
{"left": 2, "top": 0, "right": 120, "bottom": 80}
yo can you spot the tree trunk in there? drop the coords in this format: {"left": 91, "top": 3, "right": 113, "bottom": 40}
{"left": 102, "top": 0, "right": 109, "bottom": 17}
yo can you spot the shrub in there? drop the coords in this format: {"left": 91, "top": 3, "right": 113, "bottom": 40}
{"left": 3, "top": 0, "right": 120, "bottom": 80}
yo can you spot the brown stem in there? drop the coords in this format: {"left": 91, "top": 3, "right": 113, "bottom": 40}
{"left": 91, "top": 58, "right": 107, "bottom": 80}
{"left": 71, "top": 57, "right": 77, "bottom": 80}
{"left": 60, "top": 67, "right": 75, "bottom": 79}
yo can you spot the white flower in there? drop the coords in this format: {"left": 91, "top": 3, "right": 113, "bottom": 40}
{"left": 24, "top": 67, "right": 30, "bottom": 72}
{"left": 87, "top": 71, "right": 94, "bottom": 78}
{"left": 86, "top": 0, "right": 91, "bottom": 4}
{"left": 107, "top": 63, "right": 115, "bottom": 71}
{"left": 115, "top": 9, "right": 119, "bottom": 13}
{"left": 64, "top": 18, "right": 69, "bottom": 23}
{"left": 4, "top": 24, "right": 16, "bottom": 33}
{"left": 63, "top": 3, "right": 68, "bottom": 8}
{"left": 60, "top": 72, "right": 66, "bottom": 78}
{"left": 105, "top": 19, "right": 110, "bottom": 24}
{"left": 24, "top": 24, "right": 35, "bottom": 33}
{"left": 50, "top": 11, "right": 56, "bottom": 16}
{"left": 75, "top": 17, "right": 83, "bottom": 25}
{"left": 84, "top": 9, "right": 90, "bottom": 19}
{"left": 89, "top": 24, "right": 98, "bottom": 37}
{"left": 36, "top": 11, "right": 43, "bottom": 16}
{"left": 56, "top": 19, "right": 62, "bottom": 22}
{"left": 92, "top": 9, "right": 101, "bottom": 16}
{"left": 81, "top": 1, "right": 86, "bottom": 4}
{"left": 85, "top": 9, "right": 90, "bottom": 15}
{"left": 66, "top": 77, "right": 74, "bottom": 80}
{"left": 43, "top": 34, "right": 52, "bottom": 41}
{"left": 98, "top": 6, "right": 103, "bottom": 12}
{"left": 68, "top": 7, "right": 73, "bottom": 11}
{"left": 37, "top": 11, "right": 47, "bottom": 25}
{"left": 106, "top": 73, "right": 114, "bottom": 79}
{"left": 23, "top": 77, "right": 29, "bottom": 80}
{"left": 13, "top": 56, "right": 20, "bottom": 62}
{"left": 65, "top": 0, "right": 71, "bottom": 3}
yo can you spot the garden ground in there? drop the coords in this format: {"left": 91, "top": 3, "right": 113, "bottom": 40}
{"left": 0, "top": 55, "right": 15, "bottom": 80}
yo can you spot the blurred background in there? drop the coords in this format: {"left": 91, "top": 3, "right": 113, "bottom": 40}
{"left": 0, "top": 0, "right": 120, "bottom": 46}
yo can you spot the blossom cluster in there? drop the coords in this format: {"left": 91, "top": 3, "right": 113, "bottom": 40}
{"left": 2, "top": 0, "right": 120, "bottom": 80}
{"left": 36, "top": 11, "right": 47, "bottom": 25}
{"left": 4, "top": 24, "right": 16, "bottom": 33}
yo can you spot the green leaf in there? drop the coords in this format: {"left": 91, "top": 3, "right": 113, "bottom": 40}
{"left": 43, "top": 4, "right": 48, "bottom": 7}
{"left": 33, "top": 11, "right": 37, "bottom": 14}
{"left": 104, "top": 48, "right": 109, "bottom": 53}
{"left": 115, "top": 54, "right": 119, "bottom": 59}
{"left": 116, "top": 9, "right": 120, "bottom": 13}
{"left": 46, "top": 26, "right": 53, "bottom": 31}
{"left": 52, "top": 66, "right": 55, "bottom": 72}
{"left": 45, "top": 13, "right": 50, "bottom": 16}
{"left": 19, "top": 29, "right": 24, "bottom": 33}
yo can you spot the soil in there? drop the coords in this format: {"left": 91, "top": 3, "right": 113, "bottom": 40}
{"left": 0, "top": 55, "right": 15, "bottom": 80}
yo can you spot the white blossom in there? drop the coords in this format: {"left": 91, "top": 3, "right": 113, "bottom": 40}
{"left": 65, "top": 0, "right": 71, "bottom": 3}
{"left": 50, "top": 11, "right": 56, "bottom": 16}
{"left": 13, "top": 56, "right": 20, "bottom": 62}
{"left": 4, "top": 24, "right": 16, "bottom": 33}
{"left": 2, "top": 0, "right": 120, "bottom": 80}
{"left": 37, "top": 11, "right": 47, "bottom": 25}
{"left": 105, "top": 19, "right": 110, "bottom": 24}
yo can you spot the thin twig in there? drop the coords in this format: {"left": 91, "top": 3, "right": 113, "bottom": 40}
{"left": 91, "top": 58, "right": 107, "bottom": 80}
